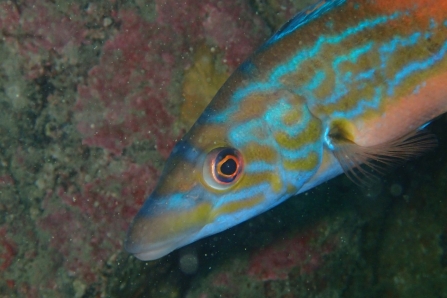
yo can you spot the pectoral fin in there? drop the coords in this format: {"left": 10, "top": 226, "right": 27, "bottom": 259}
{"left": 326, "top": 120, "right": 437, "bottom": 185}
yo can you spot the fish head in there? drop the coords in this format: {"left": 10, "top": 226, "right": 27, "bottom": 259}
{"left": 124, "top": 123, "right": 279, "bottom": 260}
{"left": 125, "top": 87, "right": 324, "bottom": 260}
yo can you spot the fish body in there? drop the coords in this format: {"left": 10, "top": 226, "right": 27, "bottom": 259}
{"left": 125, "top": 0, "right": 447, "bottom": 260}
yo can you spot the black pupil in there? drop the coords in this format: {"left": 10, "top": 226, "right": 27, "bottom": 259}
{"left": 220, "top": 157, "right": 237, "bottom": 175}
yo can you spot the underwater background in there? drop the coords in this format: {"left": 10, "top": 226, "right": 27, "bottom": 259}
{"left": 0, "top": 0, "right": 447, "bottom": 297}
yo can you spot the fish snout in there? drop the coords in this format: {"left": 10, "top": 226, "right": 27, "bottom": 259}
{"left": 124, "top": 196, "right": 213, "bottom": 260}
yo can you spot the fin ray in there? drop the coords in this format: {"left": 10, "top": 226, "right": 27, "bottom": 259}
{"left": 330, "top": 129, "right": 437, "bottom": 185}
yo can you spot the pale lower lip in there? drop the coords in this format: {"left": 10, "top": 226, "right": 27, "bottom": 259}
{"left": 125, "top": 234, "right": 191, "bottom": 261}
{"left": 133, "top": 246, "right": 175, "bottom": 261}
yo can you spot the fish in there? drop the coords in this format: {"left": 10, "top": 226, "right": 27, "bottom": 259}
{"left": 125, "top": 0, "right": 447, "bottom": 261}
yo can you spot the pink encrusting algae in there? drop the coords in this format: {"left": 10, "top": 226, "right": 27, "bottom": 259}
{"left": 75, "top": 1, "right": 267, "bottom": 157}
{"left": 38, "top": 161, "right": 159, "bottom": 283}
{"left": 0, "top": 177, "right": 16, "bottom": 284}
{"left": 0, "top": 0, "right": 268, "bottom": 294}
{"left": 0, "top": 0, "right": 88, "bottom": 79}
{"left": 0, "top": 226, "right": 17, "bottom": 271}
{"left": 188, "top": 221, "right": 341, "bottom": 297}
{"left": 201, "top": 3, "right": 267, "bottom": 69}
{"left": 248, "top": 225, "right": 335, "bottom": 281}
{"left": 75, "top": 9, "right": 176, "bottom": 157}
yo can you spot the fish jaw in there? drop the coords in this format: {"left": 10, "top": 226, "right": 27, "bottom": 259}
{"left": 124, "top": 189, "right": 214, "bottom": 260}
{"left": 124, "top": 168, "right": 293, "bottom": 260}
{"left": 126, "top": 226, "right": 194, "bottom": 261}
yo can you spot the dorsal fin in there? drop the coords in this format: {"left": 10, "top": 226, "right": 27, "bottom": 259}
{"left": 262, "top": 0, "right": 346, "bottom": 48}
{"left": 328, "top": 127, "right": 437, "bottom": 185}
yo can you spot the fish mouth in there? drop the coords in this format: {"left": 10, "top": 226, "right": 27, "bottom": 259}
{"left": 124, "top": 211, "right": 204, "bottom": 261}
{"left": 124, "top": 199, "right": 214, "bottom": 260}
{"left": 125, "top": 232, "right": 193, "bottom": 261}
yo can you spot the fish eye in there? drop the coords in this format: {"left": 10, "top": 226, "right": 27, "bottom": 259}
{"left": 203, "top": 147, "right": 243, "bottom": 190}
